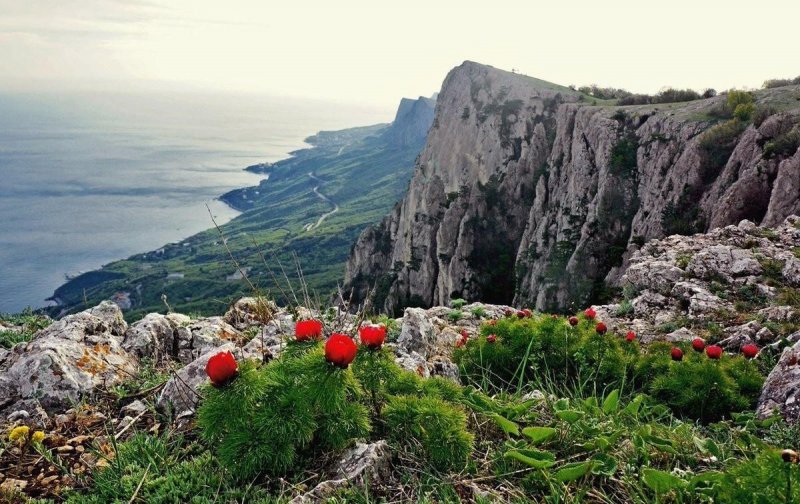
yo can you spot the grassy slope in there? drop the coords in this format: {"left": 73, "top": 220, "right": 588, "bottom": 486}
{"left": 50, "top": 126, "right": 423, "bottom": 319}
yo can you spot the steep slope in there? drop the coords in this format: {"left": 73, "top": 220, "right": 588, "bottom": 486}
{"left": 344, "top": 61, "right": 800, "bottom": 315}
{"left": 49, "top": 96, "right": 435, "bottom": 318}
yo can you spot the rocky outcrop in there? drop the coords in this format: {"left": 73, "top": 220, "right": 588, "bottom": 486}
{"left": 757, "top": 339, "right": 800, "bottom": 423}
{"left": 381, "top": 96, "right": 436, "bottom": 149}
{"left": 0, "top": 302, "right": 137, "bottom": 416}
{"left": 344, "top": 61, "right": 800, "bottom": 314}
{"left": 590, "top": 217, "right": 800, "bottom": 349}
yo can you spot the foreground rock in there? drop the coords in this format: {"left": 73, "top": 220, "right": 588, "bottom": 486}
{"left": 289, "top": 441, "right": 391, "bottom": 503}
{"left": 0, "top": 302, "right": 136, "bottom": 417}
{"left": 757, "top": 339, "right": 800, "bottom": 423}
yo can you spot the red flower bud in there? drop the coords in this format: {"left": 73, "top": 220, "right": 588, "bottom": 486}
{"left": 625, "top": 331, "right": 636, "bottom": 342}
{"left": 595, "top": 322, "right": 607, "bottom": 335}
{"left": 455, "top": 338, "right": 465, "bottom": 348}
{"left": 295, "top": 319, "right": 323, "bottom": 341}
{"left": 359, "top": 324, "right": 386, "bottom": 349}
{"left": 504, "top": 308, "right": 514, "bottom": 317}
{"left": 691, "top": 338, "right": 706, "bottom": 352}
{"left": 486, "top": 334, "right": 497, "bottom": 343}
{"left": 568, "top": 316, "right": 579, "bottom": 326}
{"left": 741, "top": 344, "right": 759, "bottom": 359}
{"left": 487, "top": 320, "right": 497, "bottom": 326}
{"left": 205, "top": 351, "right": 238, "bottom": 387}
{"left": 325, "top": 333, "right": 358, "bottom": 368}
{"left": 584, "top": 307, "right": 597, "bottom": 319}
{"left": 522, "top": 309, "right": 532, "bottom": 318}
{"left": 670, "top": 347, "right": 684, "bottom": 361}
{"left": 706, "top": 345, "right": 723, "bottom": 360}
{"left": 516, "top": 310, "right": 526, "bottom": 319}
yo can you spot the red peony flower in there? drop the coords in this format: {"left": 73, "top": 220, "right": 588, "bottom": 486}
{"left": 516, "top": 310, "right": 526, "bottom": 319}
{"left": 295, "top": 319, "right": 323, "bottom": 341}
{"left": 486, "top": 334, "right": 497, "bottom": 343}
{"left": 595, "top": 322, "right": 607, "bottom": 335}
{"left": 706, "top": 345, "right": 723, "bottom": 360}
{"left": 691, "top": 338, "right": 706, "bottom": 352}
{"left": 455, "top": 338, "right": 465, "bottom": 348}
{"left": 325, "top": 333, "right": 358, "bottom": 368}
{"left": 568, "top": 316, "right": 579, "bottom": 327}
{"left": 670, "top": 347, "right": 684, "bottom": 361}
{"left": 741, "top": 344, "right": 759, "bottom": 359}
{"left": 205, "top": 351, "right": 238, "bottom": 387}
{"left": 625, "top": 331, "right": 636, "bottom": 342}
{"left": 523, "top": 309, "right": 533, "bottom": 318}
{"left": 584, "top": 307, "right": 597, "bottom": 319}
{"left": 359, "top": 324, "right": 386, "bottom": 349}
{"left": 504, "top": 308, "right": 514, "bottom": 317}
{"left": 487, "top": 320, "right": 497, "bottom": 326}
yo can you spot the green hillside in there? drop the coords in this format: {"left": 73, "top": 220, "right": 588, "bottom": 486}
{"left": 49, "top": 108, "right": 431, "bottom": 319}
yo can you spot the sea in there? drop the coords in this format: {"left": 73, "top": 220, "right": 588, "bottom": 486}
{"left": 0, "top": 90, "right": 391, "bottom": 313}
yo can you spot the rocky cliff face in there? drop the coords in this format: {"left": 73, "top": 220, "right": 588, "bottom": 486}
{"left": 344, "top": 61, "right": 800, "bottom": 315}
{"left": 381, "top": 95, "right": 436, "bottom": 148}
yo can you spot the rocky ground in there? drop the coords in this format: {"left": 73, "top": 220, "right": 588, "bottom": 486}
{"left": 1, "top": 217, "right": 799, "bottom": 501}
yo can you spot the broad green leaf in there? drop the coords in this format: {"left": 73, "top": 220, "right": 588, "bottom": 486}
{"left": 556, "top": 410, "right": 584, "bottom": 424}
{"left": 692, "top": 437, "right": 721, "bottom": 459}
{"left": 622, "top": 394, "right": 644, "bottom": 417}
{"left": 644, "top": 434, "right": 677, "bottom": 454}
{"left": 491, "top": 414, "right": 520, "bottom": 436}
{"left": 553, "top": 398, "right": 570, "bottom": 411}
{"left": 555, "top": 461, "right": 593, "bottom": 482}
{"left": 602, "top": 389, "right": 620, "bottom": 414}
{"left": 583, "top": 396, "right": 598, "bottom": 408}
{"left": 642, "top": 468, "right": 686, "bottom": 494}
{"left": 590, "top": 453, "right": 617, "bottom": 477}
{"left": 522, "top": 426, "right": 557, "bottom": 445}
{"left": 504, "top": 449, "right": 555, "bottom": 469}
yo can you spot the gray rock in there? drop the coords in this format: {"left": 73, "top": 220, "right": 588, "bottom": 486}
{"left": 397, "top": 308, "right": 438, "bottom": 358}
{"left": 758, "top": 306, "right": 799, "bottom": 322}
{"left": 223, "top": 297, "right": 278, "bottom": 330}
{"left": 174, "top": 317, "right": 242, "bottom": 364}
{"left": 290, "top": 441, "right": 391, "bottom": 503}
{"left": 0, "top": 302, "right": 137, "bottom": 416}
{"left": 123, "top": 313, "right": 175, "bottom": 362}
{"left": 757, "top": 339, "right": 800, "bottom": 423}
{"left": 121, "top": 400, "right": 148, "bottom": 416}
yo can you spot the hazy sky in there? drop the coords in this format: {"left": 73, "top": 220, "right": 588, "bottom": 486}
{"left": 2, "top": 0, "right": 799, "bottom": 110}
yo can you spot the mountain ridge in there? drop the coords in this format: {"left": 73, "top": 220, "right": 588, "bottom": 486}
{"left": 343, "top": 61, "right": 800, "bottom": 315}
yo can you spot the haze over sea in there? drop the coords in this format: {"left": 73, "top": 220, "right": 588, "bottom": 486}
{"left": 0, "top": 91, "right": 390, "bottom": 313}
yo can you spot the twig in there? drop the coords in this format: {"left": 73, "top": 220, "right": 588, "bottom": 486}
{"left": 127, "top": 462, "right": 151, "bottom": 504}
{"left": 114, "top": 409, "right": 148, "bottom": 441}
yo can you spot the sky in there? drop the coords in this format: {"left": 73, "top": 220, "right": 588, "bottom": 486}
{"left": 1, "top": 0, "right": 799, "bottom": 111}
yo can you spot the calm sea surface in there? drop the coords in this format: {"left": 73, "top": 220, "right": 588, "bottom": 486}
{"left": 0, "top": 91, "right": 390, "bottom": 312}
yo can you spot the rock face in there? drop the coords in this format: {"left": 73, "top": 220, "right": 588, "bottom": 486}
{"left": 0, "top": 302, "right": 137, "bottom": 416}
{"left": 757, "top": 339, "right": 800, "bottom": 423}
{"left": 344, "top": 61, "right": 800, "bottom": 315}
{"left": 381, "top": 96, "right": 436, "bottom": 149}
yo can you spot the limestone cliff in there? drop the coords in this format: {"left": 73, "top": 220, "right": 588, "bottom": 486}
{"left": 344, "top": 61, "right": 800, "bottom": 315}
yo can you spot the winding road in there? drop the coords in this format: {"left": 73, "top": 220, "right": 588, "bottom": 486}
{"left": 303, "top": 172, "right": 339, "bottom": 232}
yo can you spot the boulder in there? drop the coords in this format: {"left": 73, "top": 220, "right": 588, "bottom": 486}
{"left": 174, "top": 317, "right": 243, "bottom": 364}
{"left": 396, "top": 308, "right": 438, "bottom": 357}
{"left": 223, "top": 297, "right": 278, "bottom": 330}
{"left": 0, "top": 302, "right": 137, "bottom": 416}
{"left": 289, "top": 441, "right": 391, "bottom": 503}
{"left": 122, "top": 313, "right": 176, "bottom": 362}
{"left": 757, "top": 339, "right": 800, "bottom": 423}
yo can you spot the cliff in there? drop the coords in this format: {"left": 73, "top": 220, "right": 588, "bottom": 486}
{"left": 344, "top": 61, "right": 800, "bottom": 314}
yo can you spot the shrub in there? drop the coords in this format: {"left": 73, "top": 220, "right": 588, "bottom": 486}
{"left": 450, "top": 298, "right": 467, "bottom": 309}
{"left": 763, "top": 77, "right": 800, "bottom": 89}
{"left": 198, "top": 351, "right": 370, "bottom": 480}
{"left": 698, "top": 119, "right": 746, "bottom": 176}
{"left": 726, "top": 90, "right": 754, "bottom": 112}
{"left": 733, "top": 102, "right": 755, "bottom": 122}
{"left": 383, "top": 395, "right": 473, "bottom": 472}
{"left": 649, "top": 350, "right": 763, "bottom": 423}
{"left": 447, "top": 310, "right": 463, "bottom": 322}
{"left": 454, "top": 315, "right": 628, "bottom": 394}
{"left": 753, "top": 105, "right": 777, "bottom": 127}
{"left": 764, "top": 126, "right": 800, "bottom": 159}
